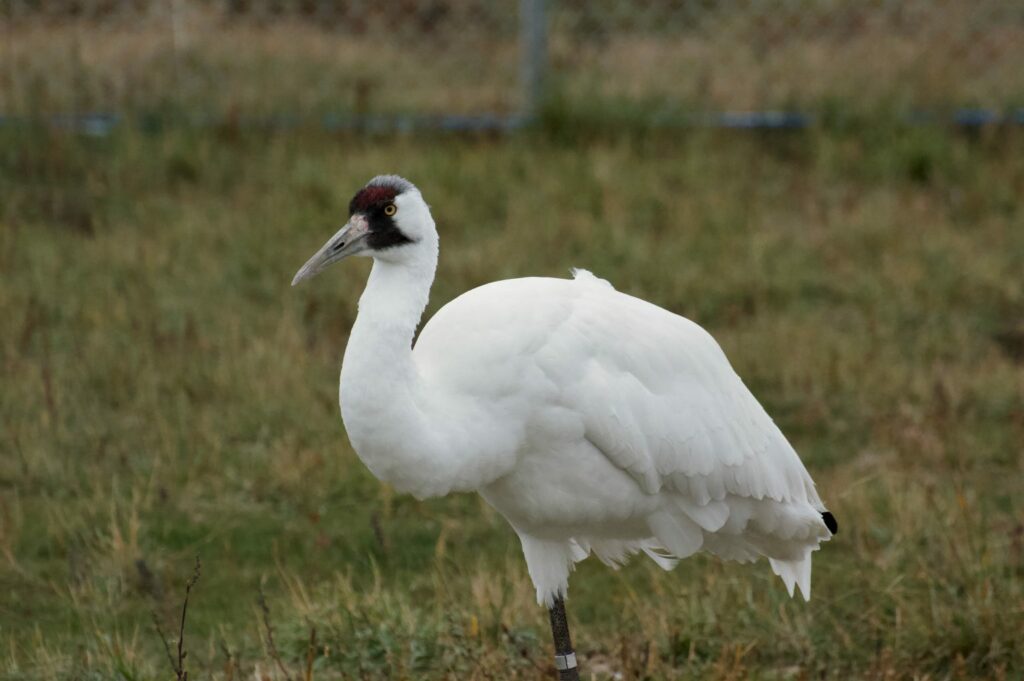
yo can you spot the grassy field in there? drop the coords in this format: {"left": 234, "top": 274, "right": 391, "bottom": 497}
{"left": 1, "top": 121, "right": 1023, "bottom": 680}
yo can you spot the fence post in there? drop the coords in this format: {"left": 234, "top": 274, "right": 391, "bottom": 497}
{"left": 1, "top": 1, "right": 13, "bottom": 115}
{"left": 519, "top": 0, "right": 547, "bottom": 121}
{"left": 170, "top": 0, "right": 187, "bottom": 104}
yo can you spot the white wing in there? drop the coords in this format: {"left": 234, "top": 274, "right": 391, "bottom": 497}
{"left": 556, "top": 271, "right": 833, "bottom": 596}
{"left": 415, "top": 270, "right": 833, "bottom": 599}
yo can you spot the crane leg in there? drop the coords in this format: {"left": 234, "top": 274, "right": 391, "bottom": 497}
{"left": 548, "top": 595, "right": 580, "bottom": 681}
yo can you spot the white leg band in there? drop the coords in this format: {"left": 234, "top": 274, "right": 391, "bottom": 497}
{"left": 554, "top": 652, "right": 577, "bottom": 670}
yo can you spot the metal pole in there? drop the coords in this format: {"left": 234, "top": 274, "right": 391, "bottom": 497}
{"left": 2, "top": 1, "right": 14, "bottom": 115}
{"left": 519, "top": 0, "right": 547, "bottom": 120}
{"left": 170, "top": 0, "right": 186, "bottom": 104}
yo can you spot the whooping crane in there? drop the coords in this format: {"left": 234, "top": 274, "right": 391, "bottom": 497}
{"left": 292, "top": 175, "right": 838, "bottom": 680}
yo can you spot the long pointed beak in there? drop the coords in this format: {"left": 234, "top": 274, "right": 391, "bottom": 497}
{"left": 291, "top": 215, "right": 370, "bottom": 286}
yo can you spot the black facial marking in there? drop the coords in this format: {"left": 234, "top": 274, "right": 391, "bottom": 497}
{"left": 821, "top": 511, "right": 838, "bottom": 535}
{"left": 366, "top": 206, "right": 414, "bottom": 251}
{"left": 347, "top": 176, "right": 416, "bottom": 252}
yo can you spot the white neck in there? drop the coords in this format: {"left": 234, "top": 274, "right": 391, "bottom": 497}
{"left": 338, "top": 228, "right": 436, "bottom": 482}
{"left": 341, "top": 229, "right": 511, "bottom": 498}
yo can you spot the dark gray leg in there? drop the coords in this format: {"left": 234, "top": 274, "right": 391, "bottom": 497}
{"left": 548, "top": 595, "right": 579, "bottom": 681}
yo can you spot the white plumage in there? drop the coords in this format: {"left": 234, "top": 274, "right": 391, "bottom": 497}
{"left": 293, "top": 175, "right": 835, "bottom": 610}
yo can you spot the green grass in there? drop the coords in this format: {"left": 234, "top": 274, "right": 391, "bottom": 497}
{"left": 1, "top": 122, "right": 1023, "bottom": 680}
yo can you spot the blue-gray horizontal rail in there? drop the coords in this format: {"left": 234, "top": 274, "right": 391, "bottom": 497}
{"left": 2, "top": 109, "right": 1024, "bottom": 136}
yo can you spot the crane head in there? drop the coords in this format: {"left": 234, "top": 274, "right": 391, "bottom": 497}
{"left": 292, "top": 175, "right": 431, "bottom": 285}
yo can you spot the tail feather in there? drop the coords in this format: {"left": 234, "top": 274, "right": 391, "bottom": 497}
{"left": 641, "top": 544, "right": 679, "bottom": 571}
{"left": 648, "top": 511, "right": 704, "bottom": 559}
{"left": 769, "top": 553, "right": 812, "bottom": 600}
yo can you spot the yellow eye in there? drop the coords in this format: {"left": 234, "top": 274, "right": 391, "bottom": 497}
{"left": 384, "top": 204, "right": 397, "bottom": 216}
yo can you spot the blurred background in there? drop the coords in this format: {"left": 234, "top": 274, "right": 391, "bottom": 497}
{"left": 3, "top": 0, "right": 1023, "bottom": 126}
{"left": 1, "top": 2, "right": 1022, "bottom": 680}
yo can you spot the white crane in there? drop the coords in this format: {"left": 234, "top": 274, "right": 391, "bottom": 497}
{"left": 292, "top": 175, "right": 837, "bottom": 680}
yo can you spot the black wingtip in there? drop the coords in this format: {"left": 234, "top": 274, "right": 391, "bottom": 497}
{"left": 822, "top": 511, "right": 838, "bottom": 535}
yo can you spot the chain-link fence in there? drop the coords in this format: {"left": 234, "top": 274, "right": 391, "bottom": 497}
{"left": 2, "top": 1, "right": 1023, "bottom": 128}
